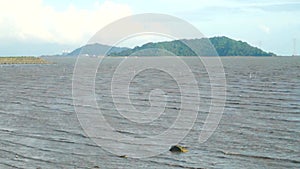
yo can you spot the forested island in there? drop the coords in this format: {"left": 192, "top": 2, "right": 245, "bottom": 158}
{"left": 62, "top": 36, "right": 276, "bottom": 57}
{"left": 109, "top": 36, "right": 276, "bottom": 56}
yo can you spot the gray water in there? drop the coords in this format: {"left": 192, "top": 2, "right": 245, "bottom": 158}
{"left": 0, "top": 57, "right": 299, "bottom": 169}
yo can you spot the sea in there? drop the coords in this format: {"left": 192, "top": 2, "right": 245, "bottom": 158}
{"left": 0, "top": 56, "right": 299, "bottom": 169}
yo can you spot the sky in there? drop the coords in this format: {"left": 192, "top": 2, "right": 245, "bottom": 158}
{"left": 0, "top": 0, "right": 299, "bottom": 56}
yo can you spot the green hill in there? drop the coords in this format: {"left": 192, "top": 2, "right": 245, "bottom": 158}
{"left": 209, "top": 36, "right": 275, "bottom": 56}
{"left": 109, "top": 36, "right": 276, "bottom": 56}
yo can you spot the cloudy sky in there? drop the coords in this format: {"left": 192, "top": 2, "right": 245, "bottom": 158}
{"left": 0, "top": 0, "right": 299, "bottom": 56}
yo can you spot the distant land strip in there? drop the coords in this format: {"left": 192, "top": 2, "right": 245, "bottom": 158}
{"left": 0, "top": 57, "right": 50, "bottom": 64}
{"left": 65, "top": 36, "right": 276, "bottom": 57}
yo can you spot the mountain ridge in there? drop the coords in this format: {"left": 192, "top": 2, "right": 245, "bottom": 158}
{"left": 67, "top": 36, "right": 276, "bottom": 57}
{"left": 66, "top": 43, "right": 129, "bottom": 56}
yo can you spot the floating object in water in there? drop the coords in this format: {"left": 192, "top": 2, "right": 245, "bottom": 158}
{"left": 169, "top": 145, "right": 188, "bottom": 153}
{"left": 119, "top": 155, "right": 128, "bottom": 158}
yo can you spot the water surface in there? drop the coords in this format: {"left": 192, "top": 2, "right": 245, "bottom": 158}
{"left": 0, "top": 57, "right": 299, "bottom": 168}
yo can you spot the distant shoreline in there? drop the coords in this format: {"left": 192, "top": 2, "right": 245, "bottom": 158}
{"left": 43, "top": 55, "right": 295, "bottom": 58}
{"left": 0, "top": 56, "right": 50, "bottom": 64}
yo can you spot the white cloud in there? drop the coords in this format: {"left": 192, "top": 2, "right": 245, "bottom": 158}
{"left": 0, "top": 0, "right": 132, "bottom": 44}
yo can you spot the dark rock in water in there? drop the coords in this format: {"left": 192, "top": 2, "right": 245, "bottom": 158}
{"left": 119, "top": 155, "right": 128, "bottom": 158}
{"left": 169, "top": 145, "right": 188, "bottom": 153}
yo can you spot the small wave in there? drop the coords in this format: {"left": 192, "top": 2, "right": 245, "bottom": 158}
{"left": 141, "top": 158, "right": 203, "bottom": 169}
{"left": 220, "top": 150, "right": 300, "bottom": 164}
